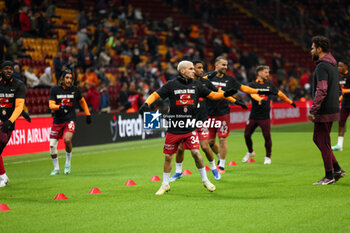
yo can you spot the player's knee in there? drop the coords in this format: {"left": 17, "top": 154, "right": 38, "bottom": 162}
{"left": 200, "top": 143, "right": 210, "bottom": 152}
{"left": 219, "top": 137, "right": 226, "bottom": 143}
{"left": 64, "top": 138, "right": 71, "bottom": 145}
{"left": 164, "top": 154, "right": 173, "bottom": 162}
{"left": 49, "top": 139, "right": 58, "bottom": 155}
{"left": 208, "top": 140, "right": 215, "bottom": 146}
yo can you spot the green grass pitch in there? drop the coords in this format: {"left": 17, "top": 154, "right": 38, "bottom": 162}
{"left": 1, "top": 122, "right": 350, "bottom": 233}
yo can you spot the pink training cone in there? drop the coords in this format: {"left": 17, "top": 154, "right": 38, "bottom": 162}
{"left": 150, "top": 176, "right": 161, "bottom": 181}
{"left": 183, "top": 169, "right": 192, "bottom": 175}
{"left": 125, "top": 180, "right": 137, "bottom": 186}
{"left": 205, "top": 166, "right": 211, "bottom": 171}
{"left": 248, "top": 158, "right": 256, "bottom": 163}
{"left": 0, "top": 204, "right": 10, "bottom": 211}
{"left": 89, "top": 187, "right": 101, "bottom": 194}
{"left": 54, "top": 193, "right": 68, "bottom": 200}
{"left": 228, "top": 161, "right": 237, "bottom": 166}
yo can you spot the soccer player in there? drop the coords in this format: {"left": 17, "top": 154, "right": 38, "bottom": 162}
{"left": 0, "top": 61, "right": 25, "bottom": 187}
{"left": 332, "top": 59, "right": 350, "bottom": 151}
{"left": 242, "top": 65, "right": 296, "bottom": 164}
{"left": 48, "top": 69, "right": 92, "bottom": 175}
{"left": 308, "top": 36, "right": 345, "bottom": 185}
{"left": 139, "top": 60, "right": 241, "bottom": 195}
{"left": 206, "top": 56, "right": 266, "bottom": 172}
{"left": 170, "top": 60, "right": 247, "bottom": 182}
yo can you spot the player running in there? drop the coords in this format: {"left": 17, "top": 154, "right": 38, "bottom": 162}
{"left": 242, "top": 65, "right": 296, "bottom": 164}
{"left": 0, "top": 61, "right": 26, "bottom": 187}
{"left": 332, "top": 59, "right": 350, "bottom": 152}
{"left": 169, "top": 60, "right": 248, "bottom": 182}
{"left": 48, "top": 69, "right": 92, "bottom": 175}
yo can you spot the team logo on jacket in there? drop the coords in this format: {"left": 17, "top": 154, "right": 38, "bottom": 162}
{"left": 61, "top": 98, "right": 73, "bottom": 107}
{"left": 0, "top": 98, "right": 12, "bottom": 108}
{"left": 176, "top": 94, "right": 194, "bottom": 105}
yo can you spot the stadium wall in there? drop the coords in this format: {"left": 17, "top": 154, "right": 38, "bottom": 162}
{"left": 4, "top": 101, "right": 312, "bottom": 157}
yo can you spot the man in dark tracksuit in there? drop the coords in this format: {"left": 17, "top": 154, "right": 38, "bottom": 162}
{"left": 309, "top": 36, "right": 345, "bottom": 185}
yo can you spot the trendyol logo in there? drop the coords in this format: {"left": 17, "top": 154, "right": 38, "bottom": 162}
{"left": 143, "top": 111, "right": 222, "bottom": 129}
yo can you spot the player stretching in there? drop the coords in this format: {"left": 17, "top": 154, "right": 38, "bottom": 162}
{"left": 170, "top": 60, "right": 247, "bottom": 182}
{"left": 332, "top": 60, "right": 350, "bottom": 151}
{"left": 48, "top": 69, "right": 92, "bottom": 175}
{"left": 0, "top": 61, "right": 25, "bottom": 187}
{"left": 139, "top": 61, "right": 238, "bottom": 195}
{"left": 206, "top": 56, "right": 267, "bottom": 172}
{"left": 242, "top": 65, "right": 296, "bottom": 164}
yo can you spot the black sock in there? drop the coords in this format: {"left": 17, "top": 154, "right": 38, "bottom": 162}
{"left": 325, "top": 171, "right": 334, "bottom": 180}
{"left": 333, "top": 162, "right": 341, "bottom": 172}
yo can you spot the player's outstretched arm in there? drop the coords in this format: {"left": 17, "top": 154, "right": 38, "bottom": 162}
{"left": 217, "top": 89, "right": 238, "bottom": 103}
{"left": 139, "top": 92, "right": 160, "bottom": 114}
{"left": 342, "top": 88, "right": 350, "bottom": 94}
{"left": 79, "top": 98, "right": 91, "bottom": 116}
{"left": 206, "top": 91, "right": 225, "bottom": 100}
{"left": 277, "top": 90, "right": 296, "bottom": 107}
{"left": 79, "top": 98, "right": 92, "bottom": 124}
{"left": 240, "top": 85, "right": 273, "bottom": 95}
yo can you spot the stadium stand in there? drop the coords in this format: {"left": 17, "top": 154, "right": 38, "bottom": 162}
{"left": 0, "top": 0, "right": 346, "bottom": 115}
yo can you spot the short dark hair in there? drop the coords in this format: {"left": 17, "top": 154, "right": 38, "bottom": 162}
{"left": 338, "top": 59, "right": 349, "bottom": 67}
{"left": 256, "top": 65, "right": 270, "bottom": 75}
{"left": 215, "top": 56, "right": 227, "bottom": 63}
{"left": 192, "top": 60, "right": 204, "bottom": 66}
{"left": 312, "top": 36, "right": 330, "bottom": 53}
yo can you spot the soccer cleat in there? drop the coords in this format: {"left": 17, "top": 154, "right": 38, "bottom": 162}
{"left": 64, "top": 165, "right": 71, "bottom": 174}
{"left": 334, "top": 169, "right": 346, "bottom": 181}
{"left": 0, "top": 175, "right": 9, "bottom": 188}
{"left": 0, "top": 180, "right": 7, "bottom": 187}
{"left": 203, "top": 180, "right": 216, "bottom": 192}
{"left": 212, "top": 169, "right": 221, "bottom": 180}
{"left": 242, "top": 151, "right": 255, "bottom": 163}
{"left": 50, "top": 169, "right": 60, "bottom": 175}
{"left": 264, "top": 157, "right": 271, "bottom": 165}
{"left": 331, "top": 145, "right": 343, "bottom": 151}
{"left": 169, "top": 172, "right": 183, "bottom": 182}
{"left": 312, "top": 177, "right": 336, "bottom": 185}
{"left": 218, "top": 166, "right": 225, "bottom": 173}
{"left": 155, "top": 184, "right": 170, "bottom": 195}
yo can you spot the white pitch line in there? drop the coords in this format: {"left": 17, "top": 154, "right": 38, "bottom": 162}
{"left": 4, "top": 143, "right": 163, "bottom": 165}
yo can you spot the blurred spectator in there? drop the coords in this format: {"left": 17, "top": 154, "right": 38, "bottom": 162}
{"left": 77, "top": 28, "right": 91, "bottom": 50}
{"left": 77, "top": 10, "right": 88, "bottom": 30}
{"left": 19, "top": 6, "right": 32, "bottom": 35}
{"left": 99, "top": 83, "right": 110, "bottom": 113}
{"left": 53, "top": 52, "right": 66, "bottom": 81}
{"left": 83, "top": 68, "right": 99, "bottom": 86}
{"left": 97, "top": 67, "right": 110, "bottom": 86}
{"left": 13, "top": 63, "right": 24, "bottom": 82}
{"left": 98, "top": 48, "right": 111, "bottom": 67}
{"left": 38, "top": 67, "right": 55, "bottom": 88}
{"left": 126, "top": 81, "right": 144, "bottom": 112}
{"left": 24, "top": 67, "right": 40, "bottom": 88}
{"left": 116, "top": 82, "right": 131, "bottom": 113}
{"left": 84, "top": 83, "right": 101, "bottom": 113}
{"left": 46, "top": 0, "right": 60, "bottom": 18}
{"left": 78, "top": 43, "right": 94, "bottom": 72}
